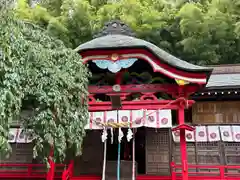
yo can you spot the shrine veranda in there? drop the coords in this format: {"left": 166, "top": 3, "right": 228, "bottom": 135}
{"left": 2, "top": 21, "right": 240, "bottom": 180}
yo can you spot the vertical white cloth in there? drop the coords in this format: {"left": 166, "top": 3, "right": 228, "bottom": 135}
{"left": 111, "top": 128, "right": 114, "bottom": 144}
{"left": 158, "top": 110, "right": 172, "bottom": 128}
{"left": 185, "top": 130, "right": 195, "bottom": 142}
{"left": 145, "top": 110, "right": 157, "bottom": 128}
{"left": 195, "top": 126, "right": 207, "bottom": 142}
{"left": 16, "top": 128, "right": 26, "bottom": 143}
{"left": 232, "top": 126, "right": 240, "bottom": 142}
{"left": 207, "top": 126, "right": 220, "bottom": 142}
{"left": 8, "top": 128, "right": 18, "bottom": 143}
{"left": 118, "top": 128, "right": 124, "bottom": 143}
{"left": 127, "top": 128, "right": 133, "bottom": 142}
{"left": 220, "top": 126, "right": 233, "bottom": 142}
{"left": 101, "top": 128, "right": 108, "bottom": 143}
{"left": 132, "top": 110, "right": 144, "bottom": 128}
{"left": 172, "top": 129, "right": 180, "bottom": 142}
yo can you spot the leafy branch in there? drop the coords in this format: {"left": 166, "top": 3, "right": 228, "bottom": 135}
{"left": 0, "top": 10, "right": 90, "bottom": 163}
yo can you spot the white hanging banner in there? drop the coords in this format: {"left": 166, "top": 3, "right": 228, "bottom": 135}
{"left": 172, "top": 129, "right": 195, "bottom": 142}
{"left": 84, "top": 112, "right": 92, "bottom": 129}
{"left": 25, "top": 129, "right": 35, "bottom": 143}
{"left": 220, "top": 126, "right": 233, "bottom": 142}
{"left": 132, "top": 110, "right": 145, "bottom": 128}
{"left": 172, "top": 129, "right": 180, "bottom": 142}
{"left": 86, "top": 111, "right": 105, "bottom": 129}
{"left": 8, "top": 128, "right": 18, "bottom": 143}
{"left": 145, "top": 110, "right": 157, "bottom": 128}
{"left": 195, "top": 126, "right": 207, "bottom": 142}
{"left": 232, "top": 126, "right": 240, "bottom": 142}
{"left": 185, "top": 130, "right": 195, "bottom": 142}
{"left": 16, "top": 128, "right": 26, "bottom": 143}
{"left": 158, "top": 110, "right": 172, "bottom": 128}
{"left": 118, "top": 110, "right": 131, "bottom": 124}
{"left": 106, "top": 111, "right": 117, "bottom": 123}
{"left": 207, "top": 126, "right": 220, "bottom": 142}
{"left": 84, "top": 109, "right": 172, "bottom": 129}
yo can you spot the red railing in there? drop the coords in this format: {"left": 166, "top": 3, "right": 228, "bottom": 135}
{"left": 0, "top": 163, "right": 65, "bottom": 179}
{"left": 171, "top": 162, "right": 240, "bottom": 180}
{"left": 62, "top": 161, "right": 74, "bottom": 180}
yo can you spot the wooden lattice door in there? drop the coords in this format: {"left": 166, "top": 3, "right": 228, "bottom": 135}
{"left": 145, "top": 128, "right": 171, "bottom": 175}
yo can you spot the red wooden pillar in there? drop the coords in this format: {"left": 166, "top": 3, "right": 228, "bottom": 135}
{"left": 69, "top": 160, "right": 74, "bottom": 177}
{"left": 179, "top": 105, "right": 188, "bottom": 180}
{"left": 172, "top": 99, "right": 195, "bottom": 180}
{"left": 47, "top": 148, "right": 55, "bottom": 180}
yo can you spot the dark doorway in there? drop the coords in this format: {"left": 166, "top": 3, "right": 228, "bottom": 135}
{"left": 106, "top": 127, "right": 146, "bottom": 174}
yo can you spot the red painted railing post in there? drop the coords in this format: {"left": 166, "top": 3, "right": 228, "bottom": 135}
{"left": 220, "top": 166, "right": 225, "bottom": 180}
{"left": 178, "top": 105, "right": 189, "bottom": 180}
{"left": 69, "top": 160, "right": 74, "bottom": 178}
{"left": 27, "top": 164, "right": 32, "bottom": 176}
{"left": 171, "top": 162, "right": 176, "bottom": 180}
{"left": 62, "top": 169, "right": 67, "bottom": 180}
{"left": 47, "top": 148, "right": 55, "bottom": 180}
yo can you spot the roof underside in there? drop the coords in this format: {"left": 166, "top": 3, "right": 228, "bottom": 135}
{"left": 75, "top": 34, "right": 212, "bottom": 74}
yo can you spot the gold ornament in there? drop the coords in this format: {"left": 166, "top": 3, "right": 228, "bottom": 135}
{"left": 111, "top": 54, "right": 119, "bottom": 61}
{"left": 175, "top": 79, "right": 189, "bottom": 86}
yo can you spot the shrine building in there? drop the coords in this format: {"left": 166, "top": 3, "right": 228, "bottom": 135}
{"left": 1, "top": 20, "right": 240, "bottom": 180}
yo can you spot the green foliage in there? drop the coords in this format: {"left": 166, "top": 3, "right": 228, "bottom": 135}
{"left": 14, "top": 0, "right": 240, "bottom": 65}
{"left": 0, "top": 9, "right": 90, "bottom": 163}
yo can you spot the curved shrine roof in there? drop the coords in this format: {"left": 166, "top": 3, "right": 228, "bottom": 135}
{"left": 75, "top": 20, "right": 212, "bottom": 75}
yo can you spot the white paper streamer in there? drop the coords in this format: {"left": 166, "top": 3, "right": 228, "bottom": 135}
{"left": 127, "top": 128, "right": 133, "bottom": 142}
{"left": 101, "top": 128, "right": 108, "bottom": 142}
{"left": 118, "top": 128, "right": 124, "bottom": 143}
{"left": 111, "top": 128, "right": 114, "bottom": 144}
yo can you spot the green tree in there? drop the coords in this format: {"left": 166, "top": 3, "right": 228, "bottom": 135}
{"left": 15, "top": 0, "right": 240, "bottom": 65}
{"left": 0, "top": 8, "right": 90, "bottom": 163}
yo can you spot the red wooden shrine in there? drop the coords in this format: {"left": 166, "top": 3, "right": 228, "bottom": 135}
{"left": 71, "top": 20, "right": 211, "bottom": 180}
{"left": 3, "top": 20, "right": 240, "bottom": 180}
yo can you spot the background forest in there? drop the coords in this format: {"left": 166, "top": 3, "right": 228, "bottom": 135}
{"left": 16, "top": 0, "right": 240, "bottom": 65}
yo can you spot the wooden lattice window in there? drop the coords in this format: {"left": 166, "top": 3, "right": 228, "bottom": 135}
{"left": 0, "top": 143, "right": 33, "bottom": 164}
{"left": 224, "top": 142, "right": 240, "bottom": 165}
{"left": 172, "top": 143, "right": 196, "bottom": 172}
{"left": 146, "top": 128, "right": 171, "bottom": 175}
{"left": 0, "top": 143, "right": 33, "bottom": 172}
{"left": 196, "top": 142, "right": 221, "bottom": 164}
{"left": 223, "top": 142, "right": 240, "bottom": 173}
{"left": 196, "top": 142, "right": 221, "bottom": 173}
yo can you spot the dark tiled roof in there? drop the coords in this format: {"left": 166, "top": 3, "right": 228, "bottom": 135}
{"left": 206, "top": 73, "right": 240, "bottom": 88}
{"left": 211, "top": 64, "right": 240, "bottom": 74}
{"left": 75, "top": 35, "right": 212, "bottom": 73}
